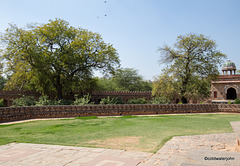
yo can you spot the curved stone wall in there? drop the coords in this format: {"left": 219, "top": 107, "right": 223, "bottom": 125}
{"left": 1, "top": 104, "right": 240, "bottom": 123}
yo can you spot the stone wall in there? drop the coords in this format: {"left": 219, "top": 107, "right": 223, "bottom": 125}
{"left": 0, "top": 90, "right": 152, "bottom": 106}
{"left": 0, "top": 90, "right": 41, "bottom": 107}
{"left": 1, "top": 104, "right": 240, "bottom": 123}
{"left": 90, "top": 91, "right": 152, "bottom": 103}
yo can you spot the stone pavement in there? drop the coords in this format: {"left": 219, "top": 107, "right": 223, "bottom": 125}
{"left": 140, "top": 133, "right": 240, "bottom": 166}
{"left": 1, "top": 122, "right": 240, "bottom": 165}
{"left": 0, "top": 143, "right": 152, "bottom": 166}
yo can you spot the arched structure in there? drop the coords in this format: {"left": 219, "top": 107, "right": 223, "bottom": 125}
{"left": 227, "top": 87, "right": 237, "bottom": 100}
{"left": 212, "top": 60, "right": 240, "bottom": 103}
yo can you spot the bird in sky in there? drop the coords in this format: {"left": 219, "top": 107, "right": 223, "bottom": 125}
{"left": 97, "top": 1, "right": 107, "bottom": 18}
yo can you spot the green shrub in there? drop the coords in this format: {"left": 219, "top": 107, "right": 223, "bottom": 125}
{"left": 151, "top": 96, "right": 171, "bottom": 104}
{"left": 127, "top": 98, "right": 148, "bottom": 104}
{"left": 0, "top": 99, "right": 5, "bottom": 107}
{"left": 57, "top": 99, "right": 73, "bottom": 105}
{"left": 35, "top": 96, "right": 52, "bottom": 106}
{"left": 73, "top": 94, "right": 92, "bottom": 105}
{"left": 234, "top": 98, "right": 240, "bottom": 104}
{"left": 228, "top": 101, "right": 232, "bottom": 104}
{"left": 12, "top": 96, "right": 36, "bottom": 107}
{"left": 100, "top": 96, "right": 124, "bottom": 105}
{"left": 36, "top": 96, "right": 72, "bottom": 106}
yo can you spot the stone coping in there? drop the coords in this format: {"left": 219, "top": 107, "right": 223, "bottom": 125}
{"left": 1, "top": 104, "right": 240, "bottom": 123}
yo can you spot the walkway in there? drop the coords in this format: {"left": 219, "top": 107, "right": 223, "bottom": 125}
{"left": 0, "top": 143, "right": 152, "bottom": 166}
{"left": 1, "top": 122, "right": 240, "bottom": 165}
{"left": 141, "top": 133, "right": 240, "bottom": 166}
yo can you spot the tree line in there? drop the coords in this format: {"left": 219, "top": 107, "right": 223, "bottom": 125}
{"left": 0, "top": 18, "right": 227, "bottom": 104}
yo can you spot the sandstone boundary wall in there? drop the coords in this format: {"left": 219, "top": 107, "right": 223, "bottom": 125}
{"left": 0, "top": 104, "right": 240, "bottom": 123}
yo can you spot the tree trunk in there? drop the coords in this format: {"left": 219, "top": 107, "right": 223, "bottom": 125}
{"left": 181, "top": 79, "right": 188, "bottom": 104}
{"left": 56, "top": 74, "right": 63, "bottom": 99}
{"left": 181, "top": 96, "right": 187, "bottom": 104}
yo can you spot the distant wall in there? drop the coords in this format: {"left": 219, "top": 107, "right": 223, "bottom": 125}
{"left": 0, "top": 90, "right": 40, "bottom": 107}
{"left": 0, "top": 90, "right": 152, "bottom": 106}
{"left": 1, "top": 104, "right": 240, "bottom": 123}
{"left": 90, "top": 91, "right": 152, "bottom": 103}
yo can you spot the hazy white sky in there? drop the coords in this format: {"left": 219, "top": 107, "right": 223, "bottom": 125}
{"left": 0, "top": 0, "right": 239, "bottom": 80}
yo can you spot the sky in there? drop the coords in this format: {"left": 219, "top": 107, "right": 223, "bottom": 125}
{"left": 0, "top": 0, "right": 239, "bottom": 80}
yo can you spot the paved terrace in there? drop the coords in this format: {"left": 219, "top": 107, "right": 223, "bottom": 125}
{"left": 1, "top": 121, "right": 240, "bottom": 165}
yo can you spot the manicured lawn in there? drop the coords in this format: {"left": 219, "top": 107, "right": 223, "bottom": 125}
{"left": 0, "top": 113, "right": 240, "bottom": 153}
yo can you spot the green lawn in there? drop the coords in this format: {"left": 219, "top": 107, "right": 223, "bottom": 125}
{"left": 0, "top": 113, "right": 240, "bottom": 153}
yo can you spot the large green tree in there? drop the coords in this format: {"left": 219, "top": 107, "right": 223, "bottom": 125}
{"left": 1, "top": 18, "right": 120, "bottom": 99}
{"left": 95, "top": 68, "right": 152, "bottom": 91}
{"left": 112, "top": 68, "right": 152, "bottom": 91}
{"left": 152, "top": 74, "right": 178, "bottom": 102}
{"left": 156, "top": 33, "right": 226, "bottom": 103}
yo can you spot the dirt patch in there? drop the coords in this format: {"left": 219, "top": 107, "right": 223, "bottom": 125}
{"left": 85, "top": 136, "right": 146, "bottom": 151}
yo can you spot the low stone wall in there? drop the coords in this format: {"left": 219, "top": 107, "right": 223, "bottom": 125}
{"left": 0, "top": 104, "right": 240, "bottom": 123}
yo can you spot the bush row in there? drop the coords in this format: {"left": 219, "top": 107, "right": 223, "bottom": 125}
{"left": 9, "top": 95, "right": 171, "bottom": 107}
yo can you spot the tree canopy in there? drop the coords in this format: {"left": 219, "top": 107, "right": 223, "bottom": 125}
{"left": 0, "top": 18, "right": 120, "bottom": 99}
{"left": 95, "top": 68, "right": 152, "bottom": 91}
{"left": 154, "top": 33, "right": 226, "bottom": 103}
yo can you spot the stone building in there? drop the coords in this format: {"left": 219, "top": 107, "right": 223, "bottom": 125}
{"left": 211, "top": 60, "right": 240, "bottom": 103}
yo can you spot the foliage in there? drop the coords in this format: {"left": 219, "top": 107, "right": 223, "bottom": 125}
{"left": 151, "top": 96, "right": 171, "bottom": 104}
{"left": 158, "top": 33, "right": 226, "bottom": 103}
{"left": 11, "top": 96, "right": 36, "bottom": 107}
{"left": 1, "top": 18, "right": 120, "bottom": 99}
{"left": 95, "top": 77, "right": 118, "bottom": 91}
{"left": 73, "top": 94, "right": 92, "bottom": 105}
{"left": 234, "top": 98, "right": 240, "bottom": 104}
{"left": 35, "top": 96, "right": 72, "bottom": 106}
{"left": 95, "top": 68, "right": 152, "bottom": 91}
{"left": 0, "top": 77, "right": 7, "bottom": 90}
{"left": 0, "top": 99, "right": 4, "bottom": 107}
{"left": 100, "top": 96, "right": 124, "bottom": 105}
{"left": 127, "top": 98, "right": 148, "bottom": 104}
{"left": 35, "top": 96, "right": 53, "bottom": 106}
{"left": 228, "top": 101, "right": 232, "bottom": 104}
{"left": 113, "top": 68, "right": 152, "bottom": 91}
{"left": 152, "top": 74, "right": 178, "bottom": 101}
{"left": 57, "top": 99, "right": 73, "bottom": 105}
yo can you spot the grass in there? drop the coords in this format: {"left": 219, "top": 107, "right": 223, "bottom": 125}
{"left": 0, "top": 113, "right": 240, "bottom": 153}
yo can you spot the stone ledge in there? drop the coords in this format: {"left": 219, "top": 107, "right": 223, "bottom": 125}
{"left": 0, "top": 104, "right": 240, "bottom": 123}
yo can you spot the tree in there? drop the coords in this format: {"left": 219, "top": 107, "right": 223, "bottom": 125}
{"left": 1, "top": 18, "right": 120, "bottom": 99}
{"left": 152, "top": 74, "right": 179, "bottom": 101}
{"left": 113, "top": 68, "right": 152, "bottom": 91}
{"left": 157, "top": 33, "right": 226, "bottom": 103}
{"left": 95, "top": 77, "right": 118, "bottom": 91}
{"left": 0, "top": 77, "right": 6, "bottom": 90}
{"left": 95, "top": 68, "right": 152, "bottom": 91}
